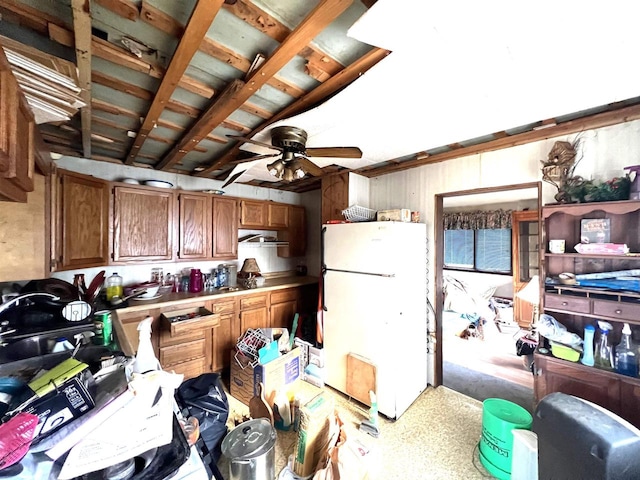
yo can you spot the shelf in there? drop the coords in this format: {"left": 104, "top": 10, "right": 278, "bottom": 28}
{"left": 535, "top": 350, "right": 640, "bottom": 383}
{"left": 545, "top": 252, "right": 640, "bottom": 260}
{"left": 542, "top": 200, "right": 640, "bottom": 218}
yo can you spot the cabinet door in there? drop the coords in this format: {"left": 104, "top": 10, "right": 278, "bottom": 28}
{"left": 268, "top": 203, "right": 289, "bottom": 228}
{"left": 240, "top": 307, "right": 269, "bottom": 333}
{"left": 535, "top": 355, "right": 620, "bottom": 412}
{"left": 512, "top": 210, "right": 539, "bottom": 327}
{"left": 321, "top": 172, "right": 349, "bottom": 224}
{"left": 113, "top": 186, "right": 175, "bottom": 262}
{"left": 278, "top": 205, "right": 306, "bottom": 258}
{"left": 240, "top": 293, "right": 269, "bottom": 333}
{"left": 58, "top": 172, "right": 110, "bottom": 269}
{"left": 213, "top": 196, "right": 238, "bottom": 259}
{"left": 113, "top": 308, "right": 161, "bottom": 357}
{"left": 240, "top": 200, "right": 267, "bottom": 228}
{"left": 271, "top": 299, "right": 298, "bottom": 330}
{"left": 0, "top": 47, "right": 35, "bottom": 202}
{"left": 178, "top": 193, "right": 211, "bottom": 260}
{"left": 619, "top": 378, "right": 640, "bottom": 428}
{"left": 208, "top": 297, "right": 237, "bottom": 371}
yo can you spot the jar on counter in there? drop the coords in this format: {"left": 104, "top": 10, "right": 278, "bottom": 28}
{"left": 189, "top": 269, "right": 203, "bottom": 293}
{"left": 105, "top": 273, "right": 123, "bottom": 301}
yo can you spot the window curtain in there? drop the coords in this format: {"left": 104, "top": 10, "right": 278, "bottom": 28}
{"left": 443, "top": 209, "right": 513, "bottom": 230}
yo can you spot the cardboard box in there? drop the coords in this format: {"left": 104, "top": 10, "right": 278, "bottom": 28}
{"left": 376, "top": 209, "right": 411, "bottom": 222}
{"left": 230, "top": 347, "right": 302, "bottom": 405}
{"left": 294, "top": 391, "right": 336, "bottom": 477}
{"left": 25, "top": 371, "right": 95, "bottom": 441}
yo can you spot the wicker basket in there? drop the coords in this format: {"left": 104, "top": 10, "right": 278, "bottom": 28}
{"left": 342, "top": 205, "right": 376, "bottom": 222}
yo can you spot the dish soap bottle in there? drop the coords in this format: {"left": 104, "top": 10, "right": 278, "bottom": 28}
{"left": 581, "top": 324, "right": 595, "bottom": 366}
{"left": 594, "top": 321, "right": 614, "bottom": 370}
{"left": 106, "top": 272, "right": 123, "bottom": 301}
{"left": 615, "top": 323, "right": 638, "bottom": 377}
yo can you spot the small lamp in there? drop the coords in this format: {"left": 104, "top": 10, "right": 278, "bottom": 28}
{"left": 239, "top": 258, "right": 261, "bottom": 289}
{"left": 516, "top": 275, "right": 540, "bottom": 335}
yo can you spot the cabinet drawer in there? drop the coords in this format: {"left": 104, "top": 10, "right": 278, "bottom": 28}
{"left": 271, "top": 288, "right": 298, "bottom": 304}
{"left": 544, "top": 294, "right": 591, "bottom": 313}
{"left": 160, "top": 338, "right": 206, "bottom": 366}
{"left": 593, "top": 300, "right": 640, "bottom": 322}
{"left": 240, "top": 294, "right": 268, "bottom": 310}
{"left": 161, "top": 307, "right": 219, "bottom": 336}
{"left": 210, "top": 299, "right": 236, "bottom": 315}
{"left": 168, "top": 357, "right": 207, "bottom": 380}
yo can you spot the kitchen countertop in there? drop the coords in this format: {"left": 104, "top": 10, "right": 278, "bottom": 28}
{"left": 110, "top": 275, "right": 318, "bottom": 313}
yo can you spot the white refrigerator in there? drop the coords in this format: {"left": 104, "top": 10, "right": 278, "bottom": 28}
{"left": 322, "top": 221, "right": 429, "bottom": 419}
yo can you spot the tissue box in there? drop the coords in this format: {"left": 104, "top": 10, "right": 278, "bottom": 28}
{"left": 376, "top": 209, "right": 411, "bottom": 222}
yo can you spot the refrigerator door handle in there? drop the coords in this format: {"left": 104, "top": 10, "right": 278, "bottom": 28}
{"left": 325, "top": 268, "right": 395, "bottom": 278}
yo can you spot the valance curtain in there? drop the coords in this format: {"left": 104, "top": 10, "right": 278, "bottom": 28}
{"left": 443, "top": 209, "right": 513, "bottom": 230}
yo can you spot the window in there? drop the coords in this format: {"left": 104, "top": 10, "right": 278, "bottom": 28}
{"left": 444, "top": 228, "right": 512, "bottom": 273}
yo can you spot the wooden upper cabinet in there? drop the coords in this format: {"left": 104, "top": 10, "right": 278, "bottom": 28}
{"left": 278, "top": 205, "right": 306, "bottom": 258}
{"left": 268, "top": 203, "right": 289, "bottom": 228}
{"left": 0, "top": 46, "right": 35, "bottom": 203}
{"left": 213, "top": 196, "right": 238, "bottom": 259}
{"left": 178, "top": 193, "right": 211, "bottom": 260}
{"left": 240, "top": 200, "right": 267, "bottom": 228}
{"left": 321, "top": 172, "right": 349, "bottom": 224}
{"left": 56, "top": 171, "right": 110, "bottom": 270}
{"left": 113, "top": 185, "right": 175, "bottom": 262}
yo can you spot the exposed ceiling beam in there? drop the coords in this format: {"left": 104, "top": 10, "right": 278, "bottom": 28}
{"left": 196, "top": 46, "right": 390, "bottom": 176}
{"left": 125, "top": 0, "right": 224, "bottom": 164}
{"left": 94, "top": 0, "right": 138, "bottom": 21}
{"left": 156, "top": 0, "right": 354, "bottom": 171}
{"left": 70, "top": 0, "right": 92, "bottom": 158}
{"left": 358, "top": 103, "right": 640, "bottom": 178}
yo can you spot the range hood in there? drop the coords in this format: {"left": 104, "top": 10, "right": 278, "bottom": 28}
{"left": 239, "top": 234, "right": 288, "bottom": 246}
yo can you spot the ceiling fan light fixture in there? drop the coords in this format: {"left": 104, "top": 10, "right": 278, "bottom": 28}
{"left": 282, "top": 167, "right": 295, "bottom": 183}
{"left": 289, "top": 159, "right": 307, "bottom": 179}
{"left": 267, "top": 159, "right": 285, "bottom": 178}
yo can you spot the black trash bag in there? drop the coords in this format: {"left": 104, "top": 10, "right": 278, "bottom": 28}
{"left": 175, "top": 373, "right": 229, "bottom": 477}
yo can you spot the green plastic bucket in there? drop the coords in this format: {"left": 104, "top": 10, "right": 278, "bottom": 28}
{"left": 479, "top": 398, "right": 533, "bottom": 480}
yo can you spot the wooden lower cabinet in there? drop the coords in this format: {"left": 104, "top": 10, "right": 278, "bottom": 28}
{"left": 156, "top": 302, "right": 215, "bottom": 379}
{"left": 270, "top": 288, "right": 299, "bottom": 330}
{"left": 208, "top": 297, "right": 238, "bottom": 372}
{"left": 535, "top": 354, "right": 640, "bottom": 427}
{"left": 239, "top": 293, "right": 269, "bottom": 333}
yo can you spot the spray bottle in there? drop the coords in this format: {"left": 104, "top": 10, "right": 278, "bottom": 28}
{"left": 132, "top": 316, "right": 161, "bottom": 374}
{"left": 359, "top": 389, "right": 380, "bottom": 437}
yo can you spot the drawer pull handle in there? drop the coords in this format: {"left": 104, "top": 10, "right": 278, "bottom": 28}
{"left": 615, "top": 309, "right": 622, "bottom": 314}
{"left": 561, "top": 302, "right": 568, "bottom": 306}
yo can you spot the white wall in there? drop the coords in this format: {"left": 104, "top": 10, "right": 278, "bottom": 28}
{"left": 369, "top": 119, "right": 640, "bottom": 305}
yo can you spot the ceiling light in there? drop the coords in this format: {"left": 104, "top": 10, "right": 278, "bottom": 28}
{"left": 267, "top": 159, "right": 285, "bottom": 178}
{"left": 282, "top": 167, "right": 295, "bottom": 183}
{"left": 289, "top": 159, "right": 306, "bottom": 179}
{"left": 193, "top": 166, "right": 205, "bottom": 172}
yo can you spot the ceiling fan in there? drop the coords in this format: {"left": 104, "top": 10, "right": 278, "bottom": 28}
{"left": 228, "top": 126, "right": 363, "bottom": 183}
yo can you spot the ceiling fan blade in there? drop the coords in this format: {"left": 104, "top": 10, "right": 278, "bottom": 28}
{"left": 305, "top": 147, "right": 362, "bottom": 158}
{"left": 222, "top": 170, "right": 246, "bottom": 188}
{"left": 296, "top": 157, "right": 325, "bottom": 177}
{"left": 227, "top": 134, "right": 283, "bottom": 151}
{"left": 229, "top": 153, "right": 279, "bottom": 165}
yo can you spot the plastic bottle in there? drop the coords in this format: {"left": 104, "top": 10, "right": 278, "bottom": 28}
{"left": 615, "top": 323, "right": 638, "bottom": 377}
{"left": 594, "top": 321, "right": 614, "bottom": 370}
{"left": 132, "top": 316, "right": 161, "bottom": 374}
{"left": 581, "top": 324, "right": 595, "bottom": 366}
{"left": 52, "top": 337, "right": 74, "bottom": 353}
{"left": 105, "top": 272, "right": 123, "bottom": 301}
{"left": 368, "top": 390, "right": 379, "bottom": 427}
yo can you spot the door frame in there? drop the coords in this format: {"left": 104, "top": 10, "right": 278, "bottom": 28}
{"left": 433, "top": 181, "right": 542, "bottom": 387}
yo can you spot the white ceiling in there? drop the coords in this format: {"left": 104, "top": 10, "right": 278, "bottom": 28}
{"left": 230, "top": 0, "right": 640, "bottom": 184}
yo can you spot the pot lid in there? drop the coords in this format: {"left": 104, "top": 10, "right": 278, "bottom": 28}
{"left": 221, "top": 419, "right": 275, "bottom": 460}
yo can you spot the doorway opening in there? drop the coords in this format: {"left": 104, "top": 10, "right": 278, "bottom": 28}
{"left": 434, "top": 182, "right": 541, "bottom": 412}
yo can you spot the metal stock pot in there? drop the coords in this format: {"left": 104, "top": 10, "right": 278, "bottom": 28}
{"left": 221, "top": 418, "right": 276, "bottom": 480}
